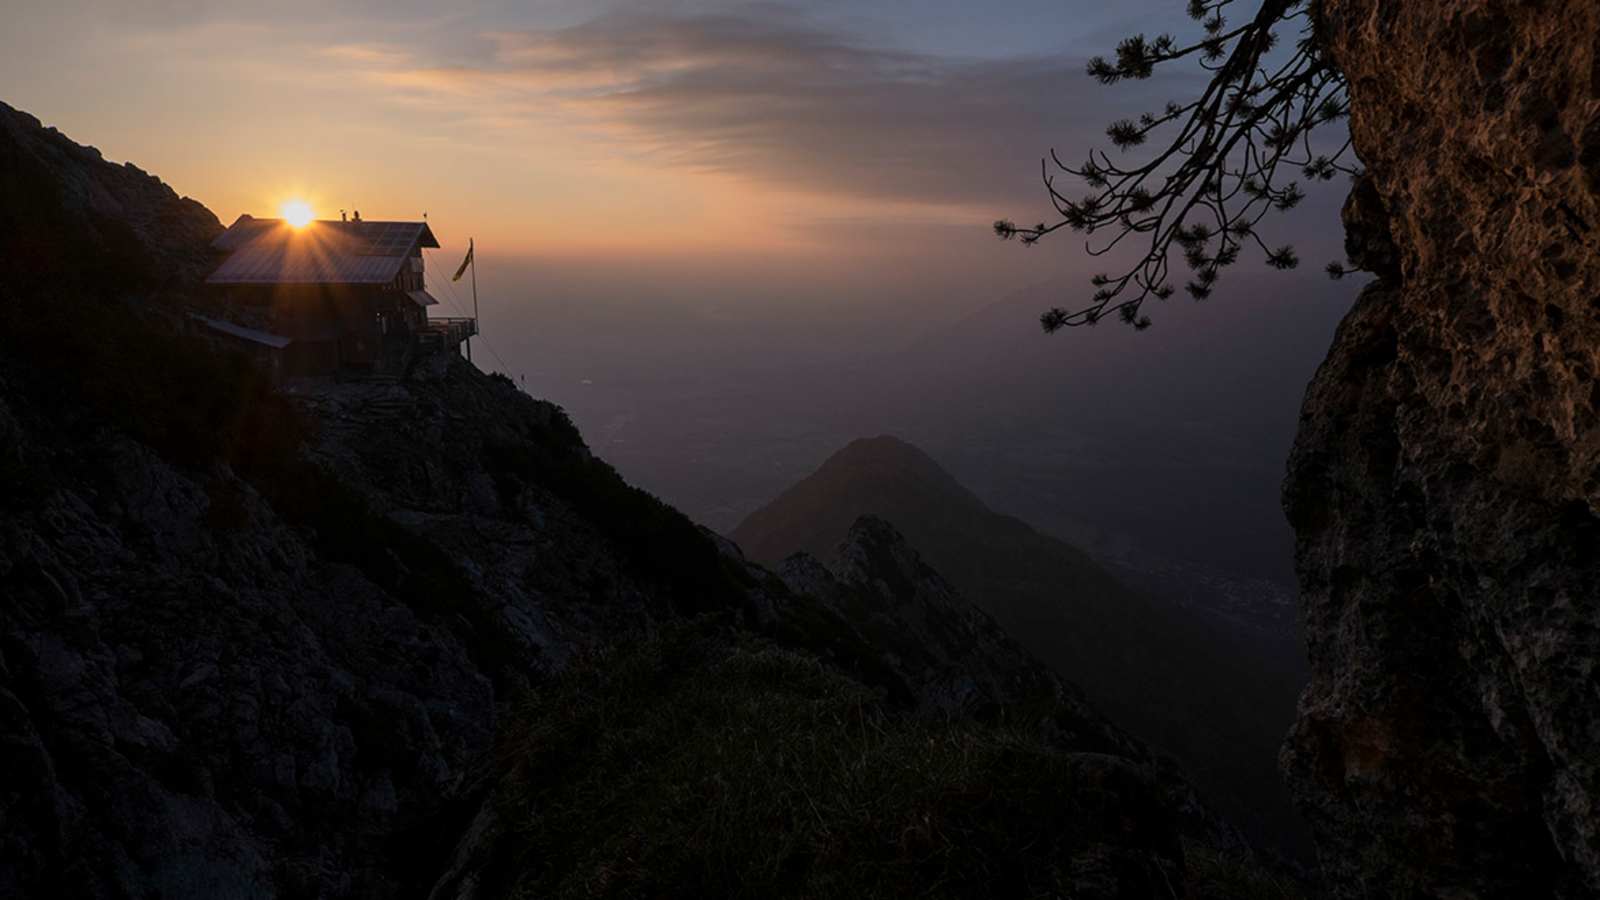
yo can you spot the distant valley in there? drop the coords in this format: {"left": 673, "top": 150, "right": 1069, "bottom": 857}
{"left": 525, "top": 274, "right": 1351, "bottom": 596}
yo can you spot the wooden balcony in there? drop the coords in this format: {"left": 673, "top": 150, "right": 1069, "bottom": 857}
{"left": 417, "top": 317, "right": 477, "bottom": 354}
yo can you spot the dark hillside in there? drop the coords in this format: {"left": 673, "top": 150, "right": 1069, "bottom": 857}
{"left": 441, "top": 621, "right": 1293, "bottom": 900}
{"left": 734, "top": 436, "right": 1309, "bottom": 852}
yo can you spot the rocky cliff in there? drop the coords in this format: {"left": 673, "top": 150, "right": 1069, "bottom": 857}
{"left": 1282, "top": 2, "right": 1600, "bottom": 895}
{"left": 0, "top": 100, "right": 1277, "bottom": 898}
{"left": 0, "top": 100, "right": 219, "bottom": 289}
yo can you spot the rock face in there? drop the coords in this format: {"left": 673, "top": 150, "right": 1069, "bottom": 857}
{"left": 0, "top": 329, "right": 753, "bottom": 897}
{"left": 0, "top": 100, "right": 220, "bottom": 289}
{"left": 1282, "top": 2, "right": 1600, "bottom": 895}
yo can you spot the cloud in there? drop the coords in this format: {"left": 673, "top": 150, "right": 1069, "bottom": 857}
{"left": 357, "top": 9, "right": 1199, "bottom": 215}
{"left": 322, "top": 43, "right": 414, "bottom": 67}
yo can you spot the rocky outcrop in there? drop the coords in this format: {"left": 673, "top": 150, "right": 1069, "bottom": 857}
{"left": 0, "top": 100, "right": 220, "bottom": 290}
{"left": 773, "top": 516, "right": 1250, "bottom": 853}
{"left": 0, "top": 348, "right": 747, "bottom": 897}
{"left": 1283, "top": 2, "right": 1600, "bottom": 895}
{"left": 777, "top": 516, "right": 1134, "bottom": 737}
{"left": 734, "top": 435, "right": 1309, "bottom": 853}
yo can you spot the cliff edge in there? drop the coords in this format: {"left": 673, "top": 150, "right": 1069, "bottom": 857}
{"left": 1283, "top": 3, "right": 1600, "bottom": 895}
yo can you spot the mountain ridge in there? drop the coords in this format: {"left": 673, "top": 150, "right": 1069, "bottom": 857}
{"left": 733, "top": 433, "right": 1310, "bottom": 853}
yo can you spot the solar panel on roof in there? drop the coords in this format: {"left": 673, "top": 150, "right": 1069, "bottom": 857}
{"left": 206, "top": 218, "right": 433, "bottom": 284}
{"left": 358, "top": 222, "right": 424, "bottom": 256}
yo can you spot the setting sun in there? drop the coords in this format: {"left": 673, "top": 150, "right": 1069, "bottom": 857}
{"left": 279, "top": 199, "right": 314, "bottom": 228}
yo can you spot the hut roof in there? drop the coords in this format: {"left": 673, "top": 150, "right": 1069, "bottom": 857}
{"left": 207, "top": 215, "right": 440, "bottom": 285}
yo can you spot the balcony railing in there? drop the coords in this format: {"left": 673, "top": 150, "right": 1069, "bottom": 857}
{"left": 416, "top": 317, "right": 477, "bottom": 353}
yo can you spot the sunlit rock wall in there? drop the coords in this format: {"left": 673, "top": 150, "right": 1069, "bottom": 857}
{"left": 1283, "top": 1, "right": 1600, "bottom": 895}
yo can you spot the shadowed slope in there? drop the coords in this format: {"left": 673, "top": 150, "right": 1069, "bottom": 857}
{"left": 734, "top": 436, "right": 1308, "bottom": 852}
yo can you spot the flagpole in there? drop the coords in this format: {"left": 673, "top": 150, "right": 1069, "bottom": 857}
{"left": 469, "top": 237, "right": 479, "bottom": 365}
{"left": 449, "top": 238, "right": 478, "bottom": 364}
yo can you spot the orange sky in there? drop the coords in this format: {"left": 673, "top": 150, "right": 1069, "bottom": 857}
{"left": 5, "top": 10, "right": 1029, "bottom": 257}
{"left": 1, "top": 1, "right": 1347, "bottom": 338}
{"left": 0, "top": 3, "right": 1171, "bottom": 266}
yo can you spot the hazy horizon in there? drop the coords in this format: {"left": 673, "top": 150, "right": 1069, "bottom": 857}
{"left": 4, "top": 0, "right": 1358, "bottom": 586}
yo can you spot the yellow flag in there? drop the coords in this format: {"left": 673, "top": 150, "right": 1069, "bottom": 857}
{"left": 452, "top": 239, "right": 474, "bottom": 282}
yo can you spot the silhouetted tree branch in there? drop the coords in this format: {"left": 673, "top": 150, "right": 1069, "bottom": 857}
{"left": 996, "top": 0, "right": 1358, "bottom": 331}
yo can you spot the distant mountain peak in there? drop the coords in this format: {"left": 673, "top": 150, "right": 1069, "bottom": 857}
{"left": 732, "top": 435, "right": 993, "bottom": 569}
{"left": 733, "top": 434, "right": 1311, "bottom": 850}
{"left": 831, "top": 434, "right": 929, "bottom": 459}
{"left": 814, "top": 435, "right": 968, "bottom": 488}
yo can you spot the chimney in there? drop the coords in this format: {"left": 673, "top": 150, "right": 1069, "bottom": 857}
{"left": 352, "top": 210, "right": 362, "bottom": 223}
{"left": 340, "top": 209, "right": 348, "bottom": 222}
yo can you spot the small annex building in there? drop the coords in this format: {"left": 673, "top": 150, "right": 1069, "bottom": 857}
{"left": 200, "top": 212, "right": 476, "bottom": 376}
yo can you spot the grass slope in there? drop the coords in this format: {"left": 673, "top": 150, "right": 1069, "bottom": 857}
{"left": 482, "top": 624, "right": 1296, "bottom": 899}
